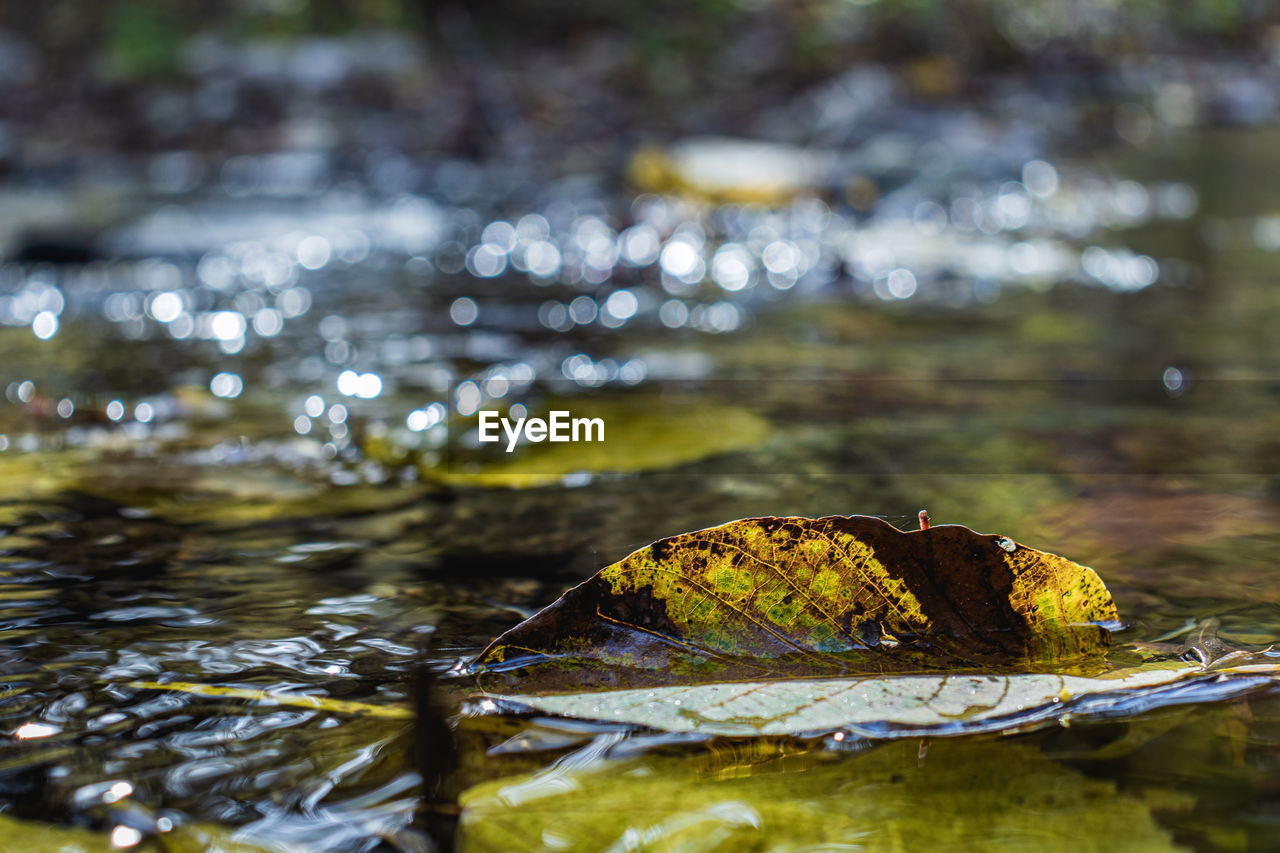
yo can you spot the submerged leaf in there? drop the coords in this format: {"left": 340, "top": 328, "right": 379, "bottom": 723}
{"left": 471, "top": 515, "right": 1118, "bottom": 686}
{"left": 0, "top": 813, "right": 277, "bottom": 853}
{"left": 437, "top": 397, "right": 770, "bottom": 488}
{"left": 475, "top": 658, "right": 1280, "bottom": 738}
{"left": 458, "top": 736, "right": 1183, "bottom": 853}
{"left": 127, "top": 681, "right": 413, "bottom": 719}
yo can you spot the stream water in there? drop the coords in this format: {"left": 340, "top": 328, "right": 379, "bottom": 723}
{"left": 2, "top": 104, "right": 1280, "bottom": 851}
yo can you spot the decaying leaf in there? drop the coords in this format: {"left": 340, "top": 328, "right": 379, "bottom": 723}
{"left": 475, "top": 657, "right": 1280, "bottom": 738}
{"left": 470, "top": 515, "right": 1118, "bottom": 687}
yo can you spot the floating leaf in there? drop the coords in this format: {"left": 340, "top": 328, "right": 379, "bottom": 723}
{"left": 460, "top": 518, "right": 1280, "bottom": 744}
{"left": 475, "top": 657, "right": 1280, "bottom": 738}
{"left": 471, "top": 515, "right": 1118, "bottom": 687}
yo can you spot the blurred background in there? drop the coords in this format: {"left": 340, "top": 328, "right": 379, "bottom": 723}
{"left": 3, "top": 2, "right": 1280, "bottom": 851}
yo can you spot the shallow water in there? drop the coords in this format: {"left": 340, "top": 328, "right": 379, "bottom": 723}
{"left": 2, "top": 124, "right": 1280, "bottom": 851}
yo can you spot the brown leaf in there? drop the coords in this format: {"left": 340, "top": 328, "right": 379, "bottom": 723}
{"left": 470, "top": 515, "right": 1118, "bottom": 689}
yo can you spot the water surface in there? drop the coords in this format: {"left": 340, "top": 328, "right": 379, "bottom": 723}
{"left": 2, "top": 124, "right": 1279, "bottom": 851}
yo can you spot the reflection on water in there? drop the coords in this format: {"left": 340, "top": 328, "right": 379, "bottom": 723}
{"left": 0, "top": 493, "right": 438, "bottom": 849}
{"left": 0, "top": 153, "right": 1199, "bottom": 456}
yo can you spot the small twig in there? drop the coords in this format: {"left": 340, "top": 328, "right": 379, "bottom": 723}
{"left": 918, "top": 510, "right": 930, "bottom": 531}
